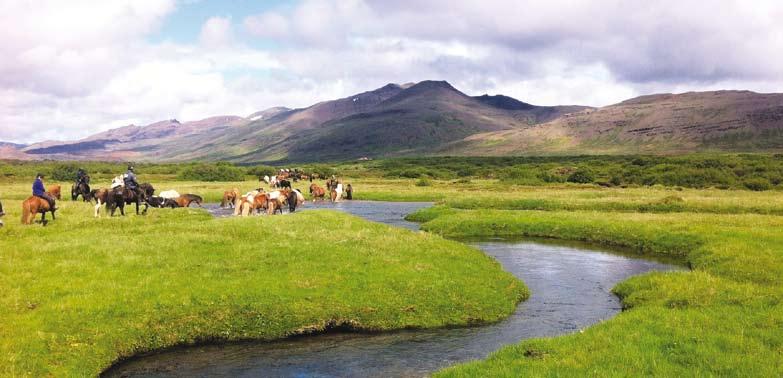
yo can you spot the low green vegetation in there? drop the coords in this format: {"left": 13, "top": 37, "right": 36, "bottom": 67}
{"left": 5, "top": 153, "right": 783, "bottom": 191}
{"left": 0, "top": 200, "right": 525, "bottom": 375}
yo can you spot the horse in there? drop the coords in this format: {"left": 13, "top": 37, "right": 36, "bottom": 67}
{"left": 71, "top": 179, "right": 91, "bottom": 201}
{"left": 139, "top": 183, "right": 155, "bottom": 198}
{"left": 234, "top": 191, "right": 267, "bottom": 216}
{"left": 122, "top": 187, "right": 148, "bottom": 215}
{"left": 0, "top": 200, "right": 5, "bottom": 227}
{"left": 174, "top": 194, "right": 203, "bottom": 208}
{"left": 221, "top": 188, "right": 239, "bottom": 208}
{"left": 48, "top": 185, "right": 62, "bottom": 200}
{"left": 309, "top": 183, "right": 326, "bottom": 202}
{"left": 288, "top": 189, "right": 305, "bottom": 212}
{"left": 146, "top": 196, "right": 178, "bottom": 208}
{"left": 278, "top": 179, "right": 291, "bottom": 190}
{"left": 269, "top": 176, "right": 278, "bottom": 188}
{"left": 21, "top": 192, "right": 57, "bottom": 225}
{"left": 330, "top": 183, "right": 343, "bottom": 203}
{"left": 90, "top": 188, "right": 109, "bottom": 217}
{"left": 105, "top": 186, "right": 126, "bottom": 217}
{"left": 263, "top": 175, "right": 270, "bottom": 184}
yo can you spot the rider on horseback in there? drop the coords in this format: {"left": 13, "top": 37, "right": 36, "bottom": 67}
{"left": 123, "top": 165, "right": 139, "bottom": 194}
{"left": 33, "top": 173, "right": 56, "bottom": 210}
{"left": 76, "top": 168, "right": 89, "bottom": 186}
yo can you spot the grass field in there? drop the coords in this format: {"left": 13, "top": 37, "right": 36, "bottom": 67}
{"left": 0, "top": 183, "right": 526, "bottom": 376}
{"left": 2, "top": 171, "right": 783, "bottom": 376}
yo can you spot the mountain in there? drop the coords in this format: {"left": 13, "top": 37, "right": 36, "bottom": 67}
{"left": 283, "top": 81, "right": 588, "bottom": 161}
{"left": 22, "top": 116, "right": 246, "bottom": 160}
{"left": 440, "top": 90, "right": 783, "bottom": 155}
{"left": 3, "top": 82, "right": 783, "bottom": 163}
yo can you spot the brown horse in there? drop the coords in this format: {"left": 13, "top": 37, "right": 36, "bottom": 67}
{"left": 309, "top": 183, "right": 326, "bottom": 202}
{"left": 221, "top": 188, "right": 239, "bottom": 208}
{"left": 175, "top": 194, "right": 203, "bottom": 208}
{"left": 48, "top": 185, "right": 62, "bottom": 200}
{"left": 21, "top": 193, "right": 57, "bottom": 225}
{"left": 90, "top": 188, "right": 109, "bottom": 217}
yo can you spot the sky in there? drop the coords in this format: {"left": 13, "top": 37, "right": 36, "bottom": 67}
{"left": 1, "top": 0, "right": 782, "bottom": 144}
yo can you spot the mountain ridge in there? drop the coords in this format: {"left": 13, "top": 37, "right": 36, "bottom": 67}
{"left": 2, "top": 82, "right": 783, "bottom": 162}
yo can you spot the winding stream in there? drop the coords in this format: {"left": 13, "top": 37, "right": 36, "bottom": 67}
{"left": 105, "top": 201, "right": 683, "bottom": 377}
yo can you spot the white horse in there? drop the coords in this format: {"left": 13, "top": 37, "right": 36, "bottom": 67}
{"left": 159, "top": 190, "right": 180, "bottom": 199}
{"left": 332, "top": 183, "right": 344, "bottom": 202}
{"left": 263, "top": 175, "right": 270, "bottom": 184}
{"left": 269, "top": 176, "right": 278, "bottom": 188}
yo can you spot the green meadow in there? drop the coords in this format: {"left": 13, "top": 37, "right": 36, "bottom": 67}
{"left": 0, "top": 185, "right": 525, "bottom": 376}
{"left": 2, "top": 155, "right": 783, "bottom": 376}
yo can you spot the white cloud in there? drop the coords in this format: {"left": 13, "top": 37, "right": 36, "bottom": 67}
{"left": 199, "top": 16, "right": 234, "bottom": 48}
{"left": 2, "top": 0, "right": 783, "bottom": 143}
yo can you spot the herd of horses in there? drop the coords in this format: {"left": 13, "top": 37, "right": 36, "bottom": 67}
{"left": 223, "top": 179, "right": 349, "bottom": 217}
{"left": 17, "top": 176, "right": 204, "bottom": 225}
{"left": 10, "top": 174, "right": 351, "bottom": 226}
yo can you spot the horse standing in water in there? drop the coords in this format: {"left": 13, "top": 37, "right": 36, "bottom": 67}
{"left": 21, "top": 192, "right": 57, "bottom": 225}
{"left": 330, "top": 183, "right": 343, "bottom": 203}
{"left": 309, "top": 184, "right": 326, "bottom": 202}
{"left": 288, "top": 189, "right": 305, "bottom": 212}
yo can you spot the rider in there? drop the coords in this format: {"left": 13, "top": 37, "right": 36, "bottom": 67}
{"left": 76, "top": 168, "right": 89, "bottom": 185}
{"left": 123, "top": 165, "right": 139, "bottom": 194}
{"left": 32, "top": 173, "right": 56, "bottom": 209}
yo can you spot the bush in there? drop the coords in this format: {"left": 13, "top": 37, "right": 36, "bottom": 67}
{"left": 567, "top": 169, "right": 594, "bottom": 184}
{"left": 246, "top": 165, "right": 277, "bottom": 178}
{"left": 415, "top": 178, "right": 431, "bottom": 187}
{"left": 49, "top": 163, "right": 81, "bottom": 182}
{"left": 743, "top": 178, "right": 771, "bottom": 191}
{"left": 178, "top": 163, "right": 245, "bottom": 182}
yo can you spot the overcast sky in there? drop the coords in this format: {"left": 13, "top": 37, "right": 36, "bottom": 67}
{"left": 1, "top": 0, "right": 782, "bottom": 143}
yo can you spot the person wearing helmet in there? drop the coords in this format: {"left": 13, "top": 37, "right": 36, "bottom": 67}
{"left": 76, "top": 167, "right": 89, "bottom": 186}
{"left": 123, "top": 165, "right": 139, "bottom": 193}
{"left": 33, "top": 173, "right": 56, "bottom": 209}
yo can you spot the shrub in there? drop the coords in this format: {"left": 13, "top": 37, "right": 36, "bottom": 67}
{"left": 415, "top": 178, "right": 431, "bottom": 187}
{"left": 246, "top": 165, "right": 277, "bottom": 178}
{"left": 567, "top": 169, "right": 594, "bottom": 184}
{"left": 178, "top": 163, "right": 245, "bottom": 182}
{"left": 743, "top": 178, "right": 771, "bottom": 191}
{"left": 49, "top": 163, "right": 81, "bottom": 182}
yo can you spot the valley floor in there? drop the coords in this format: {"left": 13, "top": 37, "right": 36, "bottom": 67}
{"left": 1, "top": 177, "right": 782, "bottom": 375}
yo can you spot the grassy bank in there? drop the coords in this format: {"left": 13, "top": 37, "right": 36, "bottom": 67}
{"left": 0, "top": 202, "right": 526, "bottom": 376}
{"left": 405, "top": 208, "right": 783, "bottom": 376}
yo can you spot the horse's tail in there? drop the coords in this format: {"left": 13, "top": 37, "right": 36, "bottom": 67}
{"left": 21, "top": 199, "right": 31, "bottom": 224}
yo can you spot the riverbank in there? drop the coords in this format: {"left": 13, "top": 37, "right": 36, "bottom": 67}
{"left": 0, "top": 205, "right": 526, "bottom": 376}
{"left": 404, "top": 207, "right": 783, "bottom": 376}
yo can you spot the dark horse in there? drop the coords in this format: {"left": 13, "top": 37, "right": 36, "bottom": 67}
{"left": 278, "top": 179, "right": 292, "bottom": 190}
{"left": 0, "top": 199, "right": 5, "bottom": 227}
{"left": 106, "top": 187, "right": 126, "bottom": 217}
{"left": 71, "top": 176, "right": 91, "bottom": 201}
{"left": 107, "top": 186, "right": 149, "bottom": 216}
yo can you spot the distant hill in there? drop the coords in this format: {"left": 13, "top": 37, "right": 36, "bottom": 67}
{"left": 3, "top": 82, "right": 783, "bottom": 163}
{"left": 439, "top": 90, "right": 783, "bottom": 156}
